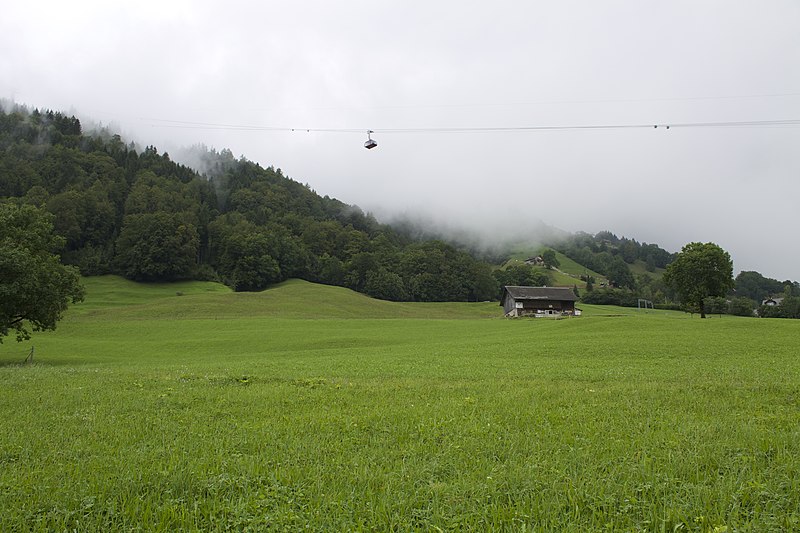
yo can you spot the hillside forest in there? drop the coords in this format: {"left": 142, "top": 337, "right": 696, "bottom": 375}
{"left": 1, "top": 103, "right": 798, "bottom": 317}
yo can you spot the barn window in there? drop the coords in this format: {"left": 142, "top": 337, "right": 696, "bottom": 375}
{"left": 515, "top": 302, "right": 524, "bottom": 309}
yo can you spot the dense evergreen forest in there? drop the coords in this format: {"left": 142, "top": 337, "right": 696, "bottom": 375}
{"left": 1, "top": 102, "right": 797, "bottom": 314}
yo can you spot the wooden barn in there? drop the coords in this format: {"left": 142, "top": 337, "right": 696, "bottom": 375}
{"left": 501, "top": 286, "right": 580, "bottom": 318}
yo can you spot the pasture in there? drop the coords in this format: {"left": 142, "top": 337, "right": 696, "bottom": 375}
{"left": 1, "top": 277, "right": 798, "bottom": 531}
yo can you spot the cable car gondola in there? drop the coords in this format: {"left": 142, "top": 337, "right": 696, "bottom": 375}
{"left": 364, "top": 130, "right": 377, "bottom": 149}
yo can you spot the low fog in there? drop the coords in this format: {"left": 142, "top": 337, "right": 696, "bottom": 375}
{"left": 2, "top": 1, "right": 799, "bottom": 279}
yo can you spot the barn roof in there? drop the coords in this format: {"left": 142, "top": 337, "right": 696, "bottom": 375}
{"left": 501, "top": 286, "right": 579, "bottom": 302}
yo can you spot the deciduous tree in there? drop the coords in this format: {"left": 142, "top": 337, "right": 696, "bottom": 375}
{"left": 541, "top": 248, "right": 560, "bottom": 269}
{"left": 0, "top": 203, "right": 84, "bottom": 342}
{"left": 663, "top": 242, "right": 734, "bottom": 318}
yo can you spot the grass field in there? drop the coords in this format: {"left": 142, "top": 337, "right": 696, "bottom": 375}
{"left": 1, "top": 277, "right": 799, "bottom": 531}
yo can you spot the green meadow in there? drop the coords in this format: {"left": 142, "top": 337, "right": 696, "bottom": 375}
{"left": 1, "top": 277, "right": 799, "bottom": 531}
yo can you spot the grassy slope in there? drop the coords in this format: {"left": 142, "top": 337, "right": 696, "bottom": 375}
{"left": 552, "top": 251, "right": 605, "bottom": 280}
{"left": 1, "top": 277, "right": 799, "bottom": 531}
{"left": 74, "top": 275, "right": 232, "bottom": 311}
{"left": 76, "top": 276, "right": 501, "bottom": 320}
{"left": 629, "top": 258, "right": 666, "bottom": 278}
{"left": 503, "top": 251, "right": 608, "bottom": 288}
{"left": 504, "top": 241, "right": 544, "bottom": 262}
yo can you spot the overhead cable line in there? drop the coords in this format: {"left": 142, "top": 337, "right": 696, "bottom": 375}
{"left": 144, "top": 117, "right": 800, "bottom": 134}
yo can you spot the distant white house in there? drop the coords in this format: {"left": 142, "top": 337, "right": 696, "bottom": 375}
{"left": 762, "top": 296, "right": 784, "bottom": 307}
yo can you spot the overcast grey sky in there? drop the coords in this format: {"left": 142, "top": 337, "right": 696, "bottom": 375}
{"left": 2, "top": 1, "right": 799, "bottom": 280}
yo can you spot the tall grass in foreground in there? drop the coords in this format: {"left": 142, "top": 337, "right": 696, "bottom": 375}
{"left": 1, "top": 278, "right": 798, "bottom": 531}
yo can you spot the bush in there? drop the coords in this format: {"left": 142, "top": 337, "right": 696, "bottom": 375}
{"left": 703, "top": 296, "right": 728, "bottom": 315}
{"left": 191, "top": 264, "right": 220, "bottom": 282}
{"left": 61, "top": 244, "right": 113, "bottom": 276}
{"left": 580, "top": 288, "right": 638, "bottom": 307}
{"left": 728, "top": 297, "right": 756, "bottom": 317}
{"left": 759, "top": 304, "right": 783, "bottom": 318}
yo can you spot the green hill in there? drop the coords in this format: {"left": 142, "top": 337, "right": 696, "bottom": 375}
{"left": 72, "top": 275, "right": 688, "bottom": 324}
{"left": 75, "top": 276, "right": 232, "bottom": 312}
{"left": 74, "top": 276, "right": 501, "bottom": 321}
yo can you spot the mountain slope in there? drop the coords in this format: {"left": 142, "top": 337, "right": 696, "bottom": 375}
{"left": 0, "top": 103, "right": 497, "bottom": 302}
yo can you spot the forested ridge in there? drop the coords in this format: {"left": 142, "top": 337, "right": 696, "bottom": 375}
{"left": 0, "top": 103, "right": 499, "bottom": 301}
{"left": 1, "top": 102, "right": 797, "bottom": 313}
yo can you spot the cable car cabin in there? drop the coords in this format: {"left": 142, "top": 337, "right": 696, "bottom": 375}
{"left": 364, "top": 138, "right": 378, "bottom": 149}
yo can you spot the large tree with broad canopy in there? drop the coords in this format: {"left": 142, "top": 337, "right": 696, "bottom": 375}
{"left": 0, "top": 203, "right": 84, "bottom": 342}
{"left": 663, "top": 242, "right": 734, "bottom": 319}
